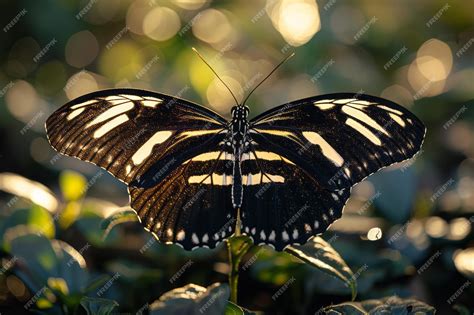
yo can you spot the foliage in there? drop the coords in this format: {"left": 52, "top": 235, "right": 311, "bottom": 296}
{"left": 0, "top": 172, "right": 441, "bottom": 313}
{"left": 322, "top": 296, "right": 436, "bottom": 314}
{"left": 1, "top": 0, "right": 473, "bottom": 313}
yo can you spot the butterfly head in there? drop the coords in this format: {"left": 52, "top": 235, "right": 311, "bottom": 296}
{"left": 231, "top": 105, "right": 250, "bottom": 120}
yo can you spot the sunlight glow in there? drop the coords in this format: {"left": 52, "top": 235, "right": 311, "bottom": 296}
{"left": 143, "top": 7, "right": 181, "bottom": 41}
{"left": 0, "top": 173, "right": 58, "bottom": 213}
{"left": 273, "top": 0, "right": 321, "bottom": 46}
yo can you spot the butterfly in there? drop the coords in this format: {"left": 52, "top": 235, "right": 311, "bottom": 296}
{"left": 46, "top": 54, "right": 425, "bottom": 251}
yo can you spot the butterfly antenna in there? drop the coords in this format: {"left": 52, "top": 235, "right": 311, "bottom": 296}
{"left": 242, "top": 52, "right": 295, "bottom": 105}
{"left": 192, "top": 47, "right": 239, "bottom": 106}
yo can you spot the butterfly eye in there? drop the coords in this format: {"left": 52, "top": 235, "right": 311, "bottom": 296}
{"left": 244, "top": 106, "right": 250, "bottom": 116}
{"left": 231, "top": 106, "right": 238, "bottom": 115}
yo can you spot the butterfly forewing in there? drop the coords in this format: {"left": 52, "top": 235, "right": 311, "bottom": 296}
{"left": 46, "top": 89, "right": 227, "bottom": 185}
{"left": 249, "top": 93, "right": 426, "bottom": 191}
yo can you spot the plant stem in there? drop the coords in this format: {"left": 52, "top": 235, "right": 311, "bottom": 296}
{"left": 226, "top": 233, "right": 252, "bottom": 303}
{"left": 227, "top": 240, "right": 239, "bottom": 303}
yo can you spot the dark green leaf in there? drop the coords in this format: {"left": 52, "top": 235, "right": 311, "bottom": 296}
{"left": 149, "top": 283, "right": 229, "bottom": 315}
{"left": 225, "top": 301, "right": 260, "bottom": 314}
{"left": 0, "top": 206, "right": 55, "bottom": 244}
{"left": 101, "top": 210, "right": 139, "bottom": 241}
{"left": 322, "top": 296, "right": 436, "bottom": 314}
{"left": 7, "top": 232, "right": 89, "bottom": 294}
{"left": 79, "top": 297, "right": 119, "bottom": 315}
{"left": 452, "top": 304, "right": 471, "bottom": 315}
{"left": 285, "top": 236, "right": 357, "bottom": 299}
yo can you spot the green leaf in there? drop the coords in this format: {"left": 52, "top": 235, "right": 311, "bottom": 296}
{"left": 79, "top": 297, "right": 119, "bottom": 315}
{"left": 0, "top": 206, "right": 55, "bottom": 244}
{"left": 0, "top": 172, "right": 58, "bottom": 212}
{"left": 75, "top": 209, "right": 118, "bottom": 246}
{"left": 452, "top": 304, "right": 471, "bottom": 315}
{"left": 322, "top": 296, "right": 436, "bottom": 314}
{"left": 59, "top": 170, "right": 87, "bottom": 201}
{"left": 285, "top": 236, "right": 357, "bottom": 300}
{"left": 7, "top": 232, "right": 89, "bottom": 295}
{"left": 225, "top": 301, "right": 260, "bottom": 314}
{"left": 149, "top": 283, "right": 230, "bottom": 315}
{"left": 101, "top": 210, "right": 139, "bottom": 241}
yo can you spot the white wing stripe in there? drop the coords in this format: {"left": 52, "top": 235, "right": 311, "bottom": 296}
{"left": 67, "top": 107, "right": 85, "bottom": 120}
{"left": 389, "top": 113, "right": 406, "bottom": 127}
{"left": 86, "top": 102, "right": 134, "bottom": 127}
{"left": 70, "top": 99, "right": 98, "bottom": 109}
{"left": 342, "top": 105, "right": 390, "bottom": 136}
{"left": 187, "top": 172, "right": 285, "bottom": 185}
{"left": 346, "top": 118, "right": 382, "bottom": 145}
{"left": 93, "top": 114, "right": 129, "bottom": 138}
{"left": 131, "top": 131, "right": 173, "bottom": 165}
{"left": 302, "top": 131, "right": 344, "bottom": 166}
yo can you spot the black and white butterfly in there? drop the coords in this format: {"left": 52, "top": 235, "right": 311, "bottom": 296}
{"left": 46, "top": 55, "right": 425, "bottom": 251}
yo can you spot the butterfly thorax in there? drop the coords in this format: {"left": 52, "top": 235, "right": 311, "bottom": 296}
{"left": 229, "top": 105, "right": 250, "bottom": 208}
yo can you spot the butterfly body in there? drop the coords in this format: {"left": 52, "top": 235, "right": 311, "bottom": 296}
{"left": 46, "top": 88, "right": 425, "bottom": 250}
{"left": 229, "top": 105, "right": 251, "bottom": 208}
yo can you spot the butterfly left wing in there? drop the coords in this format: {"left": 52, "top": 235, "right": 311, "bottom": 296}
{"left": 46, "top": 89, "right": 228, "bottom": 187}
{"left": 249, "top": 93, "right": 426, "bottom": 191}
{"left": 129, "top": 147, "right": 237, "bottom": 249}
{"left": 46, "top": 89, "right": 235, "bottom": 249}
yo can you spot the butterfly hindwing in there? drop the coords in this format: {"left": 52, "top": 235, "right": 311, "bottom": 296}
{"left": 249, "top": 93, "right": 426, "bottom": 191}
{"left": 129, "top": 147, "right": 236, "bottom": 249}
{"left": 46, "top": 89, "right": 227, "bottom": 185}
{"left": 239, "top": 145, "right": 350, "bottom": 250}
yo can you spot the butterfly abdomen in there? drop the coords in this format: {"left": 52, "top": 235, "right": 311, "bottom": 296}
{"left": 232, "top": 146, "right": 243, "bottom": 208}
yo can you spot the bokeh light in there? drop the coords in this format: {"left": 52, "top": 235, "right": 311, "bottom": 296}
{"left": 143, "top": 7, "right": 181, "bottom": 41}
{"left": 270, "top": 0, "right": 321, "bottom": 46}
{"left": 453, "top": 248, "right": 474, "bottom": 279}
{"left": 5, "top": 80, "right": 41, "bottom": 122}
{"left": 173, "top": 0, "right": 207, "bottom": 10}
{"left": 64, "top": 71, "right": 100, "bottom": 100}
{"left": 367, "top": 227, "right": 382, "bottom": 241}
{"left": 192, "top": 9, "right": 234, "bottom": 48}
{"left": 416, "top": 39, "right": 453, "bottom": 82}
{"left": 424, "top": 216, "right": 448, "bottom": 238}
{"left": 65, "top": 31, "right": 100, "bottom": 68}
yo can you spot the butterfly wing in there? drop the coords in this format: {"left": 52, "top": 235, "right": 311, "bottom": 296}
{"left": 242, "top": 93, "right": 425, "bottom": 250}
{"left": 239, "top": 146, "right": 350, "bottom": 250}
{"left": 129, "top": 147, "right": 237, "bottom": 249}
{"left": 46, "top": 89, "right": 228, "bottom": 186}
{"left": 249, "top": 93, "right": 426, "bottom": 190}
{"left": 46, "top": 89, "right": 238, "bottom": 249}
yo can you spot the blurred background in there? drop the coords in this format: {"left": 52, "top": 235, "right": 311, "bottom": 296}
{"left": 0, "top": 0, "right": 473, "bottom": 314}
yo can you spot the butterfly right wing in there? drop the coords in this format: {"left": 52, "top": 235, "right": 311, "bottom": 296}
{"left": 249, "top": 93, "right": 426, "bottom": 190}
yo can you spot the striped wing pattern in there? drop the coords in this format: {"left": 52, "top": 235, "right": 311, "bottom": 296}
{"left": 239, "top": 144, "right": 350, "bottom": 250}
{"left": 250, "top": 93, "right": 426, "bottom": 190}
{"left": 46, "top": 90, "right": 425, "bottom": 251}
{"left": 46, "top": 89, "right": 226, "bottom": 186}
{"left": 129, "top": 147, "right": 236, "bottom": 249}
{"left": 240, "top": 93, "right": 425, "bottom": 249}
